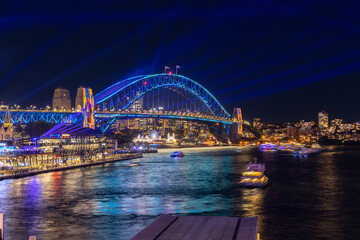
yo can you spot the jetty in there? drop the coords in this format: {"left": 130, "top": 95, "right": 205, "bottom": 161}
{"left": 0, "top": 153, "right": 142, "bottom": 181}
{"left": 131, "top": 215, "right": 259, "bottom": 240}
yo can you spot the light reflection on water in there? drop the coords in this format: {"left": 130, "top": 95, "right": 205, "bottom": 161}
{"left": 0, "top": 146, "right": 360, "bottom": 239}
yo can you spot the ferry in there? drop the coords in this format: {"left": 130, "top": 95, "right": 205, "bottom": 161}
{"left": 239, "top": 161, "right": 269, "bottom": 188}
{"left": 170, "top": 151, "right": 185, "bottom": 158}
{"left": 259, "top": 143, "right": 277, "bottom": 153}
{"left": 310, "top": 143, "right": 326, "bottom": 152}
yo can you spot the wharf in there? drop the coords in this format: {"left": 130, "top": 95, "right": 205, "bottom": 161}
{"left": 131, "top": 215, "right": 259, "bottom": 240}
{"left": 0, "top": 153, "right": 142, "bottom": 181}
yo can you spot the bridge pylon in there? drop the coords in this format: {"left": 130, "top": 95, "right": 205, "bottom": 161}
{"left": 230, "top": 108, "right": 243, "bottom": 144}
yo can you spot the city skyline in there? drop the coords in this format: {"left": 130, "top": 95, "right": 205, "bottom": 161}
{"left": 1, "top": 1, "right": 360, "bottom": 122}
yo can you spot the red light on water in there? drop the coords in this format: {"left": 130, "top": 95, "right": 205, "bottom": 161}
{"left": 144, "top": 81, "right": 147, "bottom": 85}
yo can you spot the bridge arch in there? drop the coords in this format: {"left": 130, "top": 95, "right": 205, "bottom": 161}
{"left": 94, "top": 74, "right": 231, "bottom": 119}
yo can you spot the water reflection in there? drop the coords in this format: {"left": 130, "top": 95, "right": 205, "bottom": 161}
{"left": 0, "top": 146, "right": 359, "bottom": 239}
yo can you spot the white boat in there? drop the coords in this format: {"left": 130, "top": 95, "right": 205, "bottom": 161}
{"left": 259, "top": 143, "right": 277, "bottom": 153}
{"left": 170, "top": 151, "right": 185, "bottom": 157}
{"left": 239, "top": 161, "right": 269, "bottom": 188}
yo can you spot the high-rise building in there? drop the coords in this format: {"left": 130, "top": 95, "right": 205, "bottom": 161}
{"left": 131, "top": 92, "right": 143, "bottom": 111}
{"left": 253, "top": 118, "right": 261, "bottom": 129}
{"left": 318, "top": 111, "right": 328, "bottom": 129}
{"left": 52, "top": 88, "right": 71, "bottom": 111}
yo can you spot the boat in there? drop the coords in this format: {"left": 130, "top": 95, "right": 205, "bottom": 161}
{"left": 170, "top": 151, "right": 185, "bottom": 157}
{"left": 239, "top": 161, "right": 269, "bottom": 188}
{"left": 311, "top": 143, "right": 321, "bottom": 149}
{"left": 129, "top": 163, "right": 140, "bottom": 167}
{"left": 259, "top": 143, "right": 277, "bottom": 153}
{"left": 310, "top": 143, "right": 326, "bottom": 152}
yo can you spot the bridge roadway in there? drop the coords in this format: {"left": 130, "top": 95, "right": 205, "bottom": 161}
{"left": 0, "top": 109, "right": 236, "bottom": 125}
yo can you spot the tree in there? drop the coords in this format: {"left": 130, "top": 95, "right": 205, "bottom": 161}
{"left": 24, "top": 121, "right": 55, "bottom": 138}
{"left": 174, "top": 129, "right": 185, "bottom": 140}
{"left": 114, "top": 129, "right": 140, "bottom": 147}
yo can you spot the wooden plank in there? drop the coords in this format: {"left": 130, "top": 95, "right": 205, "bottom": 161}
{"left": 157, "top": 216, "right": 207, "bottom": 240}
{"left": 195, "top": 216, "right": 239, "bottom": 240}
{"left": 156, "top": 216, "right": 189, "bottom": 240}
{"left": 131, "top": 215, "right": 177, "bottom": 240}
{"left": 178, "top": 216, "right": 209, "bottom": 240}
{"left": 0, "top": 213, "right": 3, "bottom": 240}
{"left": 236, "top": 217, "right": 258, "bottom": 240}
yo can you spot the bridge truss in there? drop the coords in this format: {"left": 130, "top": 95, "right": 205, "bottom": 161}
{"left": 0, "top": 110, "right": 74, "bottom": 124}
{"left": 0, "top": 74, "right": 237, "bottom": 137}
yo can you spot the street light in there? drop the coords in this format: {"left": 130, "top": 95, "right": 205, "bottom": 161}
{"left": 164, "top": 66, "right": 170, "bottom": 74}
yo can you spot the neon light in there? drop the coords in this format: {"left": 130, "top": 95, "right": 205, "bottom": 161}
{"left": 237, "top": 108, "right": 243, "bottom": 135}
{"left": 94, "top": 73, "right": 231, "bottom": 118}
{"left": 82, "top": 88, "right": 95, "bottom": 129}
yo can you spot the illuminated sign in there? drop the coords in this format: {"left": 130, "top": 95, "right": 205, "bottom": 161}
{"left": 82, "top": 88, "right": 95, "bottom": 129}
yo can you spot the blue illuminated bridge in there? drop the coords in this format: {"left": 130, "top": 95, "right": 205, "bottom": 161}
{"left": 0, "top": 74, "right": 237, "bottom": 132}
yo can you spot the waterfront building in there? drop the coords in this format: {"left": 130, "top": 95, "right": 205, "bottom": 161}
{"left": 318, "top": 111, "right": 329, "bottom": 129}
{"left": 52, "top": 87, "right": 71, "bottom": 111}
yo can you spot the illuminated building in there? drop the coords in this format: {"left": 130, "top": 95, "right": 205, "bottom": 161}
{"left": 286, "top": 126, "right": 299, "bottom": 138}
{"left": 0, "top": 109, "right": 12, "bottom": 140}
{"left": 52, "top": 88, "right": 71, "bottom": 111}
{"left": 300, "top": 120, "right": 312, "bottom": 130}
{"left": 130, "top": 92, "right": 143, "bottom": 111}
{"left": 331, "top": 119, "right": 343, "bottom": 128}
{"left": 318, "top": 111, "right": 328, "bottom": 129}
{"left": 253, "top": 118, "right": 261, "bottom": 129}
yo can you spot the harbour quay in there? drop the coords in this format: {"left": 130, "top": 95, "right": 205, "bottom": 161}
{"left": 0, "top": 133, "right": 144, "bottom": 181}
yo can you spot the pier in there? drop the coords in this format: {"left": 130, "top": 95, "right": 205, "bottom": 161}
{"left": 131, "top": 215, "right": 259, "bottom": 240}
{"left": 0, "top": 153, "right": 142, "bottom": 181}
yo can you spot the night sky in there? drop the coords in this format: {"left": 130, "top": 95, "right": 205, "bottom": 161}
{"left": 1, "top": 1, "right": 359, "bottom": 123}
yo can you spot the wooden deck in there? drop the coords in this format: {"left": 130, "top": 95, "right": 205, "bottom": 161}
{"left": 131, "top": 215, "right": 258, "bottom": 240}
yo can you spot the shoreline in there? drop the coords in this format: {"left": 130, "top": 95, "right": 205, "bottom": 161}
{"left": 150, "top": 144, "right": 239, "bottom": 149}
{"left": 0, "top": 153, "right": 143, "bottom": 181}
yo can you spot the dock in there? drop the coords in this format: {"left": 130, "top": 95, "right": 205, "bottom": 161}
{"left": 0, "top": 153, "right": 142, "bottom": 181}
{"left": 131, "top": 215, "right": 259, "bottom": 240}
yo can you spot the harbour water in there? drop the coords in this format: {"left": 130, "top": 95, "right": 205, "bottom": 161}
{"left": 0, "top": 146, "right": 360, "bottom": 239}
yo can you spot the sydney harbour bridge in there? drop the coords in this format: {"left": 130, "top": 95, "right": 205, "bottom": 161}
{"left": 0, "top": 73, "right": 242, "bottom": 140}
